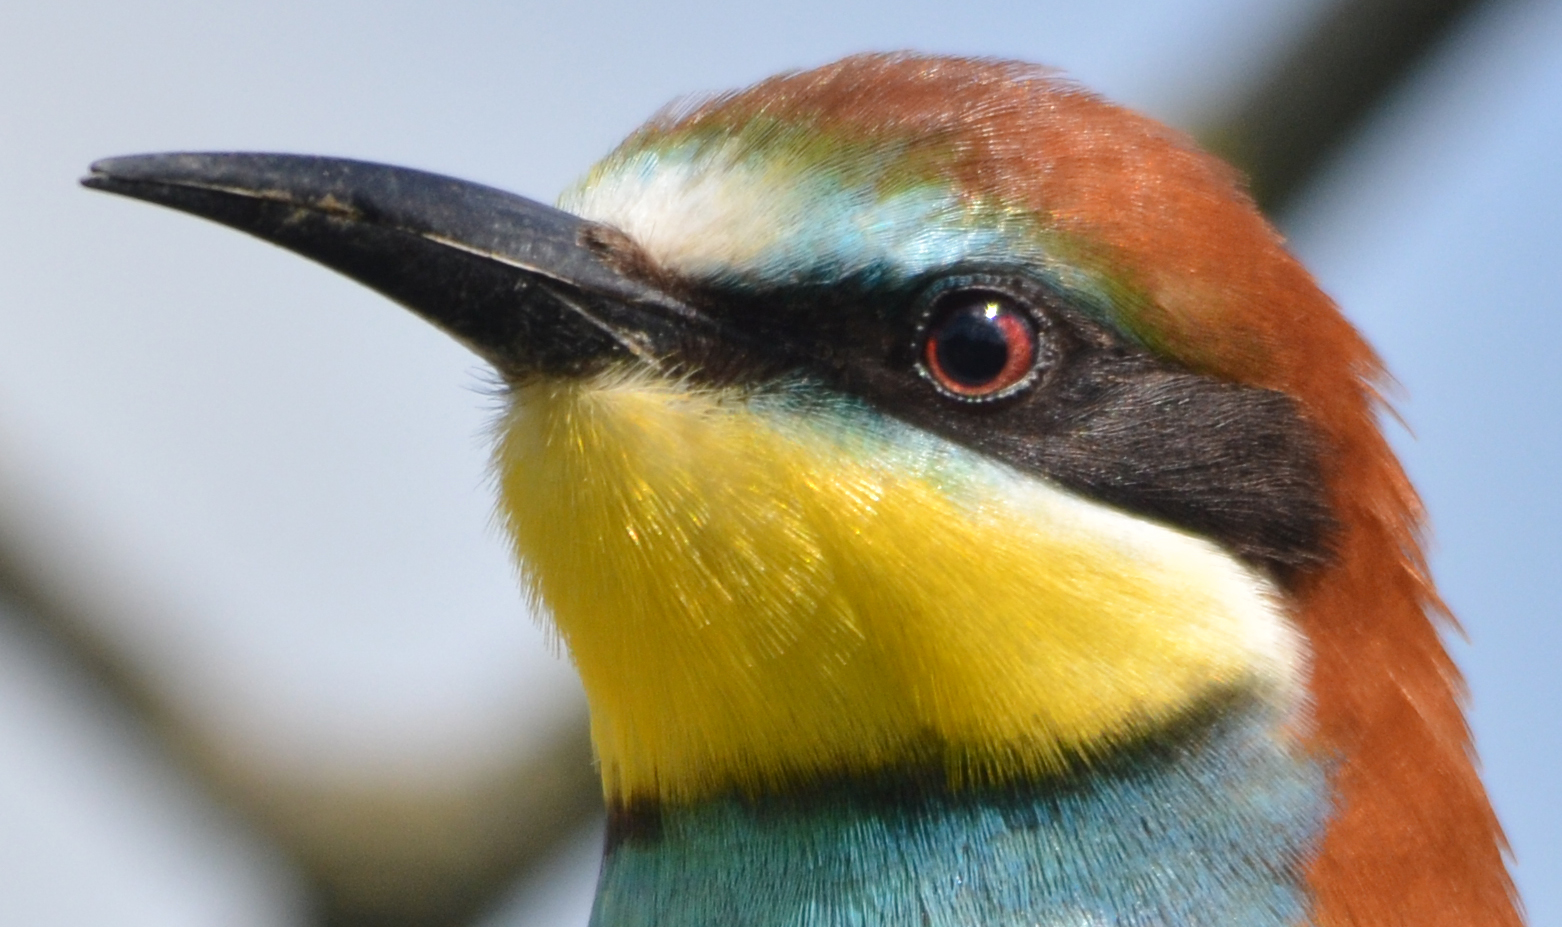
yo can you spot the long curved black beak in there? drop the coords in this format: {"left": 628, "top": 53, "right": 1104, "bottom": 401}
{"left": 82, "top": 153, "right": 693, "bottom": 377}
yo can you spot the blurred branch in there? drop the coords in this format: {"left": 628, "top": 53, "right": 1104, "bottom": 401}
{"left": 285, "top": 716, "right": 599, "bottom": 927}
{"left": 0, "top": 515, "right": 194, "bottom": 773}
{"left": 1202, "top": 0, "right": 1488, "bottom": 215}
{"left": 0, "top": 507, "right": 600, "bottom": 927}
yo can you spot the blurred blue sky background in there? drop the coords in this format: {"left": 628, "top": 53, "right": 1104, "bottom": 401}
{"left": 0, "top": 1, "right": 1556, "bottom": 925}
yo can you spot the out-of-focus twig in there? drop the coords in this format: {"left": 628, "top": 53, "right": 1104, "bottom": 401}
{"left": 283, "top": 716, "right": 599, "bottom": 927}
{"left": 1202, "top": 0, "right": 1488, "bottom": 215}
{"left": 0, "top": 487, "right": 600, "bottom": 927}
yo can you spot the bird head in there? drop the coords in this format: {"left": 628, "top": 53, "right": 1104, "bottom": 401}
{"left": 498, "top": 58, "right": 1335, "bottom": 802}
{"left": 84, "top": 53, "right": 1517, "bottom": 927}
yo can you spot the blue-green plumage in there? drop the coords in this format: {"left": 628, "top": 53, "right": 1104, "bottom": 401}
{"left": 593, "top": 699, "right": 1327, "bottom": 927}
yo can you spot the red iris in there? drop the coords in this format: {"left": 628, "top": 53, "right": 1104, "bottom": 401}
{"left": 922, "top": 291, "right": 1038, "bottom": 398}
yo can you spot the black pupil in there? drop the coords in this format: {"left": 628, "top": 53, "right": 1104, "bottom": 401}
{"left": 933, "top": 299, "right": 1012, "bottom": 387}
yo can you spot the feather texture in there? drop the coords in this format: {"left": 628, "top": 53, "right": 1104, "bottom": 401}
{"left": 502, "top": 54, "right": 1519, "bottom": 927}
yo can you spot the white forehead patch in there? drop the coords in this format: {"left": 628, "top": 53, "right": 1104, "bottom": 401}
{"left": 562, "top": 149, "right": 794, "bottom": 275}
{"left": 559, "top": 145, "right": 1042, "bottom": 286}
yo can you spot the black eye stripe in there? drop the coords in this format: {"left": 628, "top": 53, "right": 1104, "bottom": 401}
{"left": 679, "top": 269, "right": 1336, "bottom": 582}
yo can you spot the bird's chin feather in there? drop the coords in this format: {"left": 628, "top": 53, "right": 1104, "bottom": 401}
{"left": 493, "top": 369, "right": 1305, "bottom": 805}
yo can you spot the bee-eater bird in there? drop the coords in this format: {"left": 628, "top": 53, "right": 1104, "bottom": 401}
{"left": 84, "top": 54, "right": 1520, "bottom": 927}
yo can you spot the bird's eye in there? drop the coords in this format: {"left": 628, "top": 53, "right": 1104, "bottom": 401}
{"left": 921, "top": 290, "right": 1039, "bottom": 399}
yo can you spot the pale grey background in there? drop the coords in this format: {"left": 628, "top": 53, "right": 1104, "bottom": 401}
{"left": 0, "top": 1, "right": 1556, "bottom": 924}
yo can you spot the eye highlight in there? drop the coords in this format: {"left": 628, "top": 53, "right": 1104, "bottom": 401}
{"left": 921, "top": 289, "right": 1039, "bottom": 399}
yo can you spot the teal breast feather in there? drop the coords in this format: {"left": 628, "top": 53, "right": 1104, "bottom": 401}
{"left": 594, "top": 697, "right": 1327, "bottom": 927}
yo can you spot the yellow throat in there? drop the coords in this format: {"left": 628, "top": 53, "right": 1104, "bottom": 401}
{"left": 495, "top": 371, "right": 1302, "bottom": 805}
